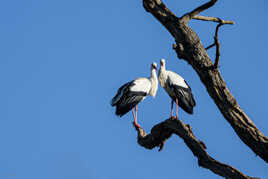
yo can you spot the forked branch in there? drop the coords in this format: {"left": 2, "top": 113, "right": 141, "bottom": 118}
{"left": 134, "top": 119, "right": 259, "bottom": 179}
{"left": 181, "top": 0, "right": 218, "bottom": 23}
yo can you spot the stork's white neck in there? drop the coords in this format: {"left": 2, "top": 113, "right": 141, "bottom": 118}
{"left": 158, "top": 65, "right": 167, "bottom": 87}
{"left": 151, "top": 68, "right": 157, "bottom": 79}
{"left": 149, "top": 69, "right": 158, "bottom": 97}
{"left": 160, "top": 64, "right": 166, "bottom": 72}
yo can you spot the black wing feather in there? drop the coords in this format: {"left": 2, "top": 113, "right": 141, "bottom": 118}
{"left": 115, "top": 91, "right": 147, "bottom": 117}
{"left": 111, "top": 80, "right": 147, "bottom": 117}
{"left": 111, "top": 81, "right": 132, "bottom": 106}
{"left": 168, "top": 77, "right": 196, "bottom": 114}
{"left": 183, "top": 80, "right": 196, "bottom": 106}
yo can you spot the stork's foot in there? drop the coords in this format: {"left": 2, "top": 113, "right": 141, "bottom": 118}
{"left": 170, "top": 116, "right": 179, "bottom": 120}
{"left": 170, "top": 116, "right": 177, "bottom": 120}
{"left": 133, "top": 121, "right": 141, "bottom": 129}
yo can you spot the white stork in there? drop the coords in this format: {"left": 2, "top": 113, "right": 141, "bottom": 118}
{"left": 158, "top": 59, "right": 196, "bottom": 119}
{"left": 111, "top": 62, "right": 158, "bottom": 128}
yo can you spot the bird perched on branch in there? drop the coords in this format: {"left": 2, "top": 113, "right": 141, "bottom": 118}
{"left": 111, "top": 62, "right": 158, "bottom": 128}
{"left": 158, "top": 59, "right": 196, "bottom": 119}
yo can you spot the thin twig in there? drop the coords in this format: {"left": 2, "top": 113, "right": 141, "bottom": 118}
{"left": 205, "top": 43, "right": 216, "bottom": 50}
{"left": 205, "top": 22, "right": 225, "bottom": 69}
{"left": 214, "top": 23, "right": 223, "bottom": 68}
{"left": 193, "top": 15, "right": 234, "bottom": 24}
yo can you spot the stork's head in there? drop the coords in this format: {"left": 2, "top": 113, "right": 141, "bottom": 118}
{"left": 151, "top": 62, "right": 157, "bottom": 70}
{"left": 160, "top": 58, "right": 166, "bottom": 69}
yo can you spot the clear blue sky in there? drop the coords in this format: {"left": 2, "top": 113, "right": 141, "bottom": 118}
{"left": 1, "top": 0, "right": 268, "bottom": 178}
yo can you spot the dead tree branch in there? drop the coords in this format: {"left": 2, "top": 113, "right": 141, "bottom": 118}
{"left": 205, "top": 21, "right": 224, "bottom": 51}
{"left": 213, "top": 23, "right": 223, "bottom": 68}
{"left": 181, "top": 0, "right": 217, "bottom": 23}
{"left": 205, "top": 22, "right": 225, "bottom": 68}
{"left": 205, "top": 18, "right": 232, "bottom": 68}
{"left": 193, "top": 15, "right": 234, "bottom": 24}
{"left": 134, "top": 119, "right": 259, "bottom": 179}
{"left": 142, "top": 0, "right": 268, "bottom": 163}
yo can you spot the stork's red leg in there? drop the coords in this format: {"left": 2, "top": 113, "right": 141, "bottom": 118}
{"left": 132, "top": 108, "right": 135, "bottom": 120}
{"left": 135, "top": 105, "right": 138, "bottom": 119}
{"left": 133, "top": 105, "right": 141, "bottom": 128}
{"left": 170, "top": 100, "right": 174, "bottom": 118}
{"left": 175, "top": 98, "right": 179, "bottom": 120}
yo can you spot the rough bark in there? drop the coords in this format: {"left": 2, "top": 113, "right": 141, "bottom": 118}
{"left": 142, "top": 0, "right": 268, "bottom": 163}
{"left": 134, "top": 119, "right": 259, "bottom": 179}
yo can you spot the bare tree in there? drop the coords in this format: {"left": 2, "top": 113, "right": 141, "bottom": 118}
{"left": 132, "top": 0, "right": 268, "bottom": 178}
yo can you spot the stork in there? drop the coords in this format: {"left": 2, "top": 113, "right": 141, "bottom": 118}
{"left": 111, "top": 62, "right": 158, "bottom": 128}
{"left": 158, "top": 59, "right": 196, "bottom": 119}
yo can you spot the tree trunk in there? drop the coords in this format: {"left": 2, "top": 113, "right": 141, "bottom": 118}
{"left": 142, "top": 0, "right": 268, "bottom": 164}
